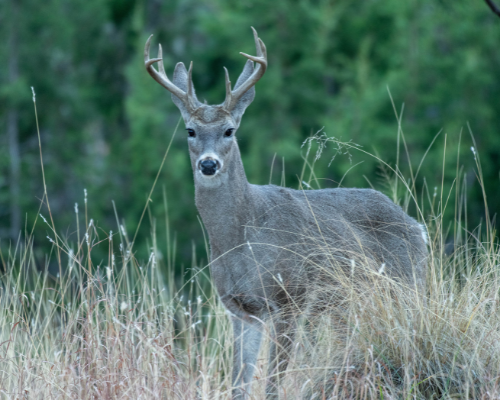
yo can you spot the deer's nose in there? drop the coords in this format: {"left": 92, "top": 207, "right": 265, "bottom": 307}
{"left": 199, "top": 159, "right": 219, "bottom": 176}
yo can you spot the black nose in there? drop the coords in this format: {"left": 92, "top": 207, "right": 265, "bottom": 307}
{"left": 200, "top": 159, "right": 218, "bottom": 175}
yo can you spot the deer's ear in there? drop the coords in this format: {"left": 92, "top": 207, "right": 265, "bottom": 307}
{"left": 231, "top": 60, "right": 256, "bottom": 125}
{"left": 172, "top": 62, "right": 200, "bottom": 121}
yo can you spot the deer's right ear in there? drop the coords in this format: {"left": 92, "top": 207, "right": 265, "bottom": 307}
{"left": 231, "top": 60, "right": 256, "bottom": 126}
{"left": 172, "top": 62, "right": 200, "bottom": 121}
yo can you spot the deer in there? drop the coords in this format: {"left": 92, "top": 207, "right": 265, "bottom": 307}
{"left": 144, "top": 28, "right": 428, "bottom": 399}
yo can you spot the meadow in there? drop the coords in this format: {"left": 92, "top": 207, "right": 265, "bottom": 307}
{"left": 2, "top": 1, "right": 500, "bottom": 398}
{"left": 1, "top": 103, "right": 499, "bottom": 399}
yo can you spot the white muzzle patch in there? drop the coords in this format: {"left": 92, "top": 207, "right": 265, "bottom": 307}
{"left": 197, "top": 153, "right": 223, "bottom": 178}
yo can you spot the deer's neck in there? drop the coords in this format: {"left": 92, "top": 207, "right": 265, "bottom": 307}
{"left": 194, "top": 143, "right": 252, "bottom": 253}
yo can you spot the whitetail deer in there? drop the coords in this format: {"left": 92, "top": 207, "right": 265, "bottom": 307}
{"left": 144, "top": 28, "right": 427, "bottom": 399}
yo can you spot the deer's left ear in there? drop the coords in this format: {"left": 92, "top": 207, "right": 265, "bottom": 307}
{"left": 172, "top": 62, "right": 201, "bottom": 122}
{"left": 230, "top": 60, "right": 256, "bottom": 126}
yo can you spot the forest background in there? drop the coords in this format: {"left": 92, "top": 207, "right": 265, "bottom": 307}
{"left": 1, "top": 0, "right": 499, "bottom": 274}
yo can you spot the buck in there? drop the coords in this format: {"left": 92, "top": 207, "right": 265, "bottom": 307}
{"left": 144, "top": 28, "right": 427, "bottom": 399}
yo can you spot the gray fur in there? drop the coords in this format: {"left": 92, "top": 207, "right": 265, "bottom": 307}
{"left": 146, "top": 33, "right": 427, "bottom": 400}
{"left": 185, "top": 114, "right": 427, "bottom": 399}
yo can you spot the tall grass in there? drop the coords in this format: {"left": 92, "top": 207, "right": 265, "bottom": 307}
{"left": 1, "top": 100, "right": 499, "bottom": 398}
{"left": 0, "top": 223, "right": 232, "bottom": 399}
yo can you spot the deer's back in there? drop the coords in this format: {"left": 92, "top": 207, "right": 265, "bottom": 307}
{"left": 265, "top": 185, "right": 423, "bottom": 266}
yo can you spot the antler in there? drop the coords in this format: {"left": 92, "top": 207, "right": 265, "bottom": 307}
{"left": 222, "top": 27, "right": 267, "bottom": 111}
{"left": 144, "top": 35, "right": 198, "bottom": 112}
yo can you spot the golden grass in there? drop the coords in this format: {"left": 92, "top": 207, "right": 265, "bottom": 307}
{"left": 2, "top": 96, "right": 499, "bottom": 398}
{"left": 1, "top": 192, "right": 499, "bottom": 399}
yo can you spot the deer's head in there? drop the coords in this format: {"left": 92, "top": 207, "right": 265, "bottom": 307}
{"left": 144, "top": 28, "right": 267, "bottom": 186}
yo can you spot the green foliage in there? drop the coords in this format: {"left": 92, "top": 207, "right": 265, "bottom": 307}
{"left": 1, "top": 0, "right": 499, "bottom": 270}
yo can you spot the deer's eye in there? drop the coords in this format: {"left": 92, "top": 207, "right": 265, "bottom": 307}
{"left": 224, "top": 128, "right": 234, "bottom": 137}
{"left": 186, "top": 129, "right": 196, "bottom": 138}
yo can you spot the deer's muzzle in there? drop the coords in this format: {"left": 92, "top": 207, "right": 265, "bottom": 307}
{"left": 199, "top": 158, "right": 220, "bottom": 176}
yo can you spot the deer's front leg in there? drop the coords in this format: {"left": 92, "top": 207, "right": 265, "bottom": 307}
{"left": 265, "top": 316, "right": 295, "bottom": 399}
{"left": 232, "top": 316, "right": 263, "bottom": 399}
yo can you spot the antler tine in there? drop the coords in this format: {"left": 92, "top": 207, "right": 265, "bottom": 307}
{"left": 144, "top": 35, "right": 162, "bottom": 69}
{"left": 186, "top": 61, "right": 198, "bottom": 110}
{"left": 246, "top": 29, "right": 267, "bottom": 62}
{"left": 186, "top": 61, "right": 193, "bottom": 96}
{"left": 223, "top": 67, "right": 233, "bottom": 105}
{"left": 252, "top": 27, "right": 261, "bottom": 57}
{"left": 223, "top": 27, "right": 267, "bottom": 111}
{"left": 158, "top": 44, "right": 167, "bottom": 77}
{"left": 258, "top": 38, "right": 267, "bottom": 59}
{"left": 144, "top": 35, "right": 190, "bottom": 103}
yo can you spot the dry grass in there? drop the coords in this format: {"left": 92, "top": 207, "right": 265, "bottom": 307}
{"left": 2, "top": 100, "right": 499, "bottom": 398}
{"left": 0, "top": 216, "right": 233, "bottom": 399}
{"left": 2, "top": 180, "right": 500, "bottom": 399}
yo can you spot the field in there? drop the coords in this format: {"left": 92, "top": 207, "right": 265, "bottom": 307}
{"left": 1, "top": 118, "right": 500, "bottom": 400}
